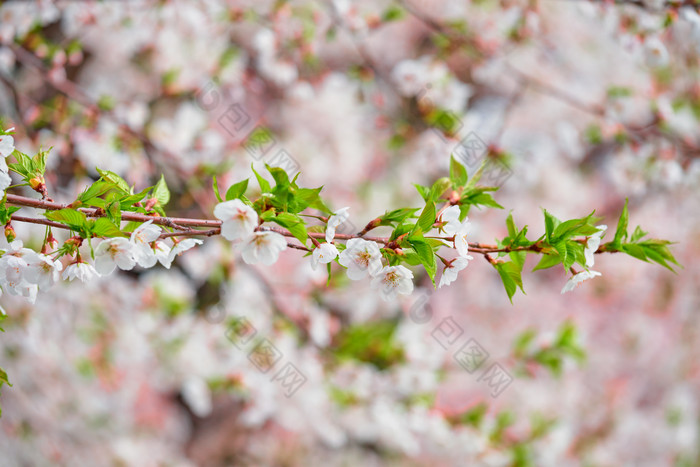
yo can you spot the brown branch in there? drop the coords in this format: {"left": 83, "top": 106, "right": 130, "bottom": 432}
{"left": 6, "top": 193, "right": 615, "bottom": 260}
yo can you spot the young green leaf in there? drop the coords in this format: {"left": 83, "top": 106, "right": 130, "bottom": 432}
{"left": 45, "top": 209, "right": 89, "bottom": 231}
{"left": 449, "top": 156, "right": 468, "bottom": 187}
{"left": 90, "top": 218, "right": 124, "bottom": 238}
{"left": 532, "top": 254, "right": 561, "bottom": 272}
{"left": 409, "top": 238, "right": 437, "bottom": 285}
{"left": 494, "top": 261, "right": 525, "bottom": 303}
{"left": 212, "top": 176, "right": 224, "bottom": 203}
{"left": 272, "top": 212, "right": 307, "bottom": 245}
{"left": 415, "top": 201, "right": 436, "bottom": 234}
{"left": 96, "top": 168, "right": 130, "bottom": 194}
{"left": 612, "top": 198, "right": 629, "bottom": 247}
{"left": 225, "top": 178, "right": 249, "bottom": 201}
{"left": 152, "top": 175, "right": 170, "bottom": 206}
{"left": 251, "top": 164, "right": 271, "bottom": 192}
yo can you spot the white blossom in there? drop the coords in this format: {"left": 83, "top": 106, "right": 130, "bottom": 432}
{"left": 24, "top": 253, "right": 63, "bottom": 290}
{"left": 441, "top": 206, "right": 473, "bottom": 259}
{"left": 181, "top": 376, "right": 213, "bottom": 418}
{"left": 561, "top": 270, "right": 602, "bottom": 294}
{"left": 311, "top": 242, "right": 339, "bottom": 270}
{"left": 94, "top": 237, "right": 136, "bottom": 275}
{"left": 440, "top": 206, "right": 473, "bottom": 257}
{"left": 338, "top": 238, "right": 383, "bottom": 280}
{"left": 0, "top": 133, "right": 14, "bottom": 157}
{"left": 130, "top": 220, "right": 161, "bottom": 268}
{"left": 62, "top": 262, "right": 100, "bottom": 283}
{"left": 0, "top": 240, "right": 39, "bottom": 302}
{"left": 241, "top": 231, "right": 287, "bottom": 265}
{"left": 372, "top": 265, "right": 414, "bottom": 301}
{"left": 154, "top": 241, "right": 172, "bottom": 269}
{"left": 440, "top": 205, "right": 462, "bottom": 235}
{"left": 0, "top": 131, "right": 13, "bottom": 193}
{"left": 438, "top": 257, "right": 471, "bottom": 288}
{"left": 0, "top": 171, "right": 10, "bottom": 193}
{"left": 214, "top": 199, "right": 258, "bottom": 242}
{"left": 584, "top": 225, "right": 607, "bottom": 268}
{"left": 166, "top": 239, "right": 203, "bottom": 266}
{"left": 325, "top": 207, "right": 350, "bottom": 242}
{"left": 644, "top": 36, "right": 669, "bottom": 68}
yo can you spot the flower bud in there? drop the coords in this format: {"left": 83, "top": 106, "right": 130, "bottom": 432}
{"left": 4, "top": 224, "right": 16, "bottom": 243}
{"left": 144, "top": 197, "right": 159, "bottom": 212}
{"left": 29, "top": 175, "right": 45, "bottom": 191}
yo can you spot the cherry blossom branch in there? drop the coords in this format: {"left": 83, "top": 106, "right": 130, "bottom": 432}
{"left": 4, "top": 193, "right": 615, "bottom": 259}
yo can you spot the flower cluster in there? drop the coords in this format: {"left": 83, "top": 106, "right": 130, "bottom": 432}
{"left": 214, "top": 199, "right": 287, "bottom": 265}
{"left": 94, "top": 221, "right": 202, "bottom": 274}
{"left": 0, "top": 219, "right": 203, "bottom": 304}
{"left": 0, "top": 129, "right": 14, "bottom": 193}
{"left": 0, "top": 240, "right": 60, "bottom": 304}
{"left": 561, "top": 225, "right": 607, "bottom": 294}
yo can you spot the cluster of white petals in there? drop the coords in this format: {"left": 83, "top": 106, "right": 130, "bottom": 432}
{"left": 0, "top": 129, "right": 15, "bottom": 192}
{"left": 0, "top": 240, "right": 61, "bottom": 303}
{"left": 438, "top": 257, "right": 470, "bottom": 289}
{"left": 562, "top": 224, "right": 607, "bottom": 294}
{"left": 337, "top": 238, "right": 414, "bottom": 300}
{"left": 561, "top": 270, "right": 602, "bottom": 294}
{"left": 0, "top": 219, "right": 203, "bottom": 302}
{"left": 214, "top": 199, "right": 287, "bottom": 265}
{"left": 441, "top": 205, "right": 474, "bottom": 260}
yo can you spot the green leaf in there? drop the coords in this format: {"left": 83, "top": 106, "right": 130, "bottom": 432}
{"left": 272, "top": 212, "right": 307, "bottom": 245}
{"left": 428, "top": 177, "right": 451, "bottom": 202}
{"left": 0, "top": 198, "right": 19, "bottom": 225}
{"left": 96, "top": 169, "right": 130, "bottom": 194}
{"left": 77, "top": 180, "right": 113, "bottom": 204}
{"left": 506, "top": 212, "right": 517, "bottom": 238}
{"left": 414, "top": 183, "right": 430, "bottom": 202}
{"left": 621, "top": 243, "right": 647, "bottom": 261}
{"left": 513, "top": 329, "right": 537, "bottom": 358}
{"left": 293, "top": 187, "right": 329, "bottom": 213}
{"left": 552, "top": 211, "right": 597, "bottom": 241}
{"left": 118, "top": 187, "right": 150, "bottom": 211}
{"left": 630, "top": 225, "right": 648, "bottom": 243}
{"left": 409, "top": 239, "right": 437, "bottom": 285}
{"left": 382, "top": 5, "right": 405, "bottom": 22}
{"left": 464, "top": 160, "right": 489, "bottom": 190}
{"left": 612, "top": 198, "right": 629, "bottom": 247}
{"left": 7, "top": 151, "right": 35, "bottom": 179}
{"left": 502, "top": 212, "right": 532, "bottom": 248}
{"left": 152, "top": 175, "right": 170, "bottom": 206}
{"left": 509, "top": 250, "right": 526, "bottom": 270}
{"left": 267, "top": 164, "right": 290, "bottom": 188}
{"left": 0, "top": 365, "right": 11, "bottom": 417}
{"left": 225, "top": 178, "right": 249, "bottom": 201}
{"left": 631, "top": 240, "right": 680, "bottom": 272}
{"left": 378, "top": 208, "right": 419, "bottom": 227}
{"left": 449, "top": 155, "right": 468, "bottom": 187}
{"left": 494, "top": 261, "right": 524, "bottom": 303}
{"left": 461, "top": 187, "right": 503, "bottom": 210}
{"left": 543, "top": 209, "right": 561, "bottom": 243}
{"left": 106, "top": 198, "right": 121, "bottom": 226}
{"left": 31, "top": 149, "right": 50, "bottom": 175}
{"left": 212, "top": 176, "right": 223, "bottom": 203}
{"left": 415, "top": 201, "right": 436, "bottom": 234}
{"left": 552, "top": 240, "right": 583, "bottom": 269}
{"left": 333, "top": 319, "right": 404, "bottom": 370}
{"left": 251, "top": 164, "right": 271, "bottom": 192}
{"left": 45, "top": 209, "right": 88, "bottom": 231}
{"left": 90, "top": 218, "right": 124, "bottom": 238}
{"left": 532, "top": 254, "right": 561, "bottom": 272}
